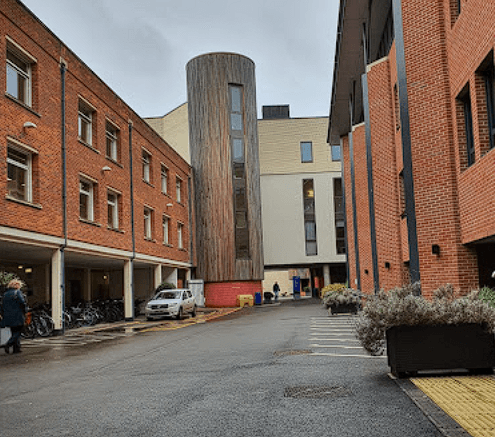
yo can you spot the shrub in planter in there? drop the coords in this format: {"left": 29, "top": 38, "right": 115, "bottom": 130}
{"left": 323, "top": 287, "right": 361, "bottom": 314}
{"left": 355, "top": 283, "right": 495, "bottom": 375}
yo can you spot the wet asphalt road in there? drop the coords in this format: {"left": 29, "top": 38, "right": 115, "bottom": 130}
{"left": 0, "top": 301, "right": 442, "bottom": 437}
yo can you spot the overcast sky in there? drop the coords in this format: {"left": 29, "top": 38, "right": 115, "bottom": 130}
{"left": 21, "top": 0, "right": 340, "bottom": 119}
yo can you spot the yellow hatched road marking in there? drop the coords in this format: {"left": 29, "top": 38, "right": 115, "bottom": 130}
{"left": 412, "top": 376, "right": 495, "bottom": 437}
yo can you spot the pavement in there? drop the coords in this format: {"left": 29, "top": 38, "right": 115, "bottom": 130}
{"left": 11, "top": 298, "right": 495, "bottom": 437}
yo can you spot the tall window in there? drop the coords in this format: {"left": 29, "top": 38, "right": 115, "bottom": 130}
{"left": 144, "top": 207, "right": 153, "bottom": 240}
{"left": 163, "top": 216, "right": 170, "bottom": 244}
{"left": 333, "top": 178, "right": 345, "bottom": 254}
{"left": 484, "top": 65, "right": 495, "bottom": 150}
{"left": 7, "top": 144, "right": 32, "bottom": 202}
{"left": 303, "top": 179, "right": 317, "bottom": 256}
{"left": 80, "top": 178, "right": 95, "bottom": 221}
{"left": 78, "top": 101, "right": 94, "bottom": 146}
{"left": 229, "top": 84, "right": 249, "bottom": 259}
{"left": 457, "top": 90, "right": 475, "bottom": 167}
{"left": 331, "top": 145, "right": 341, "bottom": 162}
{"left": 6, "top": 45, "right": 33, "bottom": 106}
{"left": 142, "top": 150, "right": 151, "bottom": 183}
{"left": 107, "top": 191, "right": 119, "bottom": 230}
{"left": 176, "top": 177, "right": 182, "bottom": 203}
{"left": 105, "top": 122, "right": 119, "bottom": 161}
{"left": 178, "top": 222, "right": 184, "bottom": 249}
{"left": 300, "top": 142, "right": 313, "bottom": 163}
{"left": 161, "top": 165, "right": 168, "bottom": 194}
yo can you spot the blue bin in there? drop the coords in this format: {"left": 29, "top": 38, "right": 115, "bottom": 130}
{"left": 255, "top": 292, "right": 262, "bottom": 305}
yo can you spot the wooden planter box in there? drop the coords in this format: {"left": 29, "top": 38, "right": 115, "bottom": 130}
{"left": 328, "top": 302, "right": 358, "bottom": 315}
{"left": 386, "top": 324, "right": 495, "bottom": 378}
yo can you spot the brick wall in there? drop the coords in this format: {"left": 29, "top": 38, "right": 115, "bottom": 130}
{"left": 204, "top": 281, "right": 262, "bottom": 307}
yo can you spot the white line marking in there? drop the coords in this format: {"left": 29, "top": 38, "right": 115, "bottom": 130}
{"left": 311, "top": 353, "right": 386, "bottom": 359}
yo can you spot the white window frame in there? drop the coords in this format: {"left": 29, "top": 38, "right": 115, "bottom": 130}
{"left": 105, "top": 121, "right": 119, "bottom": 161}
{"left": 78, "top": 100, "right": 94, "bottom": 146}
{"left": 163, "top": 215, "right": 170, "bottom": 245}
{"left": 6, "top": 41, "right": 34, "bottom": 107}
{"left": 161, "top": 164, "right": 168, "bottom": 194}
{"left": 79, "top": 177, "right": 95, "bottom": 221}
{"left": 142, "top": 149, "right": 151, "bottom": 183}
{"left": 300, "top": 141, "right": 313, "bottom": 163}
{"left": 177, "top": 222, "right": 184, "bottom": 249}
{"left": 107, "top": 190, "right": 119, "bottom": 230}
{"left": 176, "top": 177, "right": 182, "bottom": 203}
{"left": 6, "top": 142, "right": 33, "bottom": 203}
{"left": 144, "top": 207, "right": 153, "bottom": 240}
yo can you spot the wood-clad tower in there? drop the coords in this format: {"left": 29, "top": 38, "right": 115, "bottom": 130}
{"left": 187, "top": 52, "right": 264, "bottom": 307}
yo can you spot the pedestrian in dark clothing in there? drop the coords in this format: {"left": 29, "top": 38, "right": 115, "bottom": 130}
{"left": 2, "top": 279, "right": 26, "bottom": 354}
{"left": 272, "top": 281, "right": 280, "bottom": 302}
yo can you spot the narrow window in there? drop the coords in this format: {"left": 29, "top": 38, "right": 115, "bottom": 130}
{"left": 303, "top": 179, "right": 317, "bottom": 256}
{"left": 105, "top": 122, "right": 119, "bottom": 161}
{"left": 163, "top": 216, "right": 170, "bottom": 244}
{"left": 331, "top": 145, "right": 341, "bottom": 162}
{"left": 333, "top": 178, "right": 345, "bottom": 254}
{"left": 484, "top": 66, "right": 495, "bottom": 150}
{"left": 6, "top": 46, "right": 33, "bottom": 106}
{"left": 142, "top": 150, "right": 151, "bottom": 183}
{"left": 176, "top": 177, "right": 182, "bottom": 203}
{"left": 399, "top": 171, "right": 406, "bottom": 217}
{"left": 144, "top": 207, "right": 153, "bottom": 240}
{"left": 300, "top": 142, "right": 313, "bottom": 163}
{"left": 457, "top": 90, "right": 475, "bottom": 167}
{"left": 229, "top": 84, "right": 250, "bottom": 259}
{"left": 80, "top": 179, "right": 95, "bottom": 221}
{"left": 394, "top": 84, "right": 401, "bottom": 131}
{"left": 161, "top": 165, "right": 168, "bottom": 194}
{"left": 107, "top": 191, "right": 119, "bottom": 230}
{"left": 78, "top": 101, "right": 94, "bottom": 146}
{"left": 7, "top": 145, "right": 32, "bottom": 202}
{"left": 178, "top": 222, "right": 184, "bottom": 249}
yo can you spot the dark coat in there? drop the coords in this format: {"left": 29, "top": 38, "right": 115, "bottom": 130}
{"left": 2, "top": 288, "right": 26, "bottom": 327}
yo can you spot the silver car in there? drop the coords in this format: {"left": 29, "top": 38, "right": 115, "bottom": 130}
{"left": 145, "top": 289, "right": 197, "bottom": 320}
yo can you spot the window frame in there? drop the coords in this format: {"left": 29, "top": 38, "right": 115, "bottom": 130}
{"left": 144, "top": 207, "right": 153, "bottom": 240}
{"left": 302, "top": 178, "right": 317, "bottom": 256}
{"left": 79, "top": 177, "right": 95, "bottom": 222}
{"left": 161, "top": 164, "right": 169, "bottom": 194}
{"left": 162, "top": 215, "right": 170, "bottom": 245}
{"left": 176, "top": 177, "right": 182, "bottom": 203}
{"left": 107, "top": 189, "right": 120, "bottom": 230}
{"left": 331, "top": 145, "right": 341, "bottom": 162}
{"left": 300, "top": 141, "right": 313, "bottom": 163}
{"left": 177, "top": 222, "right": 184, "bottom": 249}
{"left": 105, "top": 121, "right": 120, "bottom": 162}
{"left": 142, "top": 149, "right": 151, "bottom": 183}
{"left": 78, "top": 99, "right": 95, "bottom": 146}
{"left": 6, "top": 142, "right": 33, "bottom": 203}
{"left": 6, "top": 41, "right": 35, "bottom": 107}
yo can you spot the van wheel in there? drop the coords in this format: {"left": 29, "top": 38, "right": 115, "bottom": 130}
{"left": 191, "top": 306, "right": 197, "bottom": 317}
{"left": 176, "top": 307, "right": 183, "bottom": 320}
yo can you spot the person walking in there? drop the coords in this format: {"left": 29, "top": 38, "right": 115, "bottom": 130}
{"left": 2, "top": 279, "right": 27, "bottom": 354}
{"left": 272, "top": 281, "right": 280, "bottom": 302}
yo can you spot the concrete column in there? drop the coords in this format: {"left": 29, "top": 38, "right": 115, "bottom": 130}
{"left": 45, "top": 264, "right": 50, "bottom": 303}
{"left": 84, "top": 268, "right": 92, "bottom": 301}
{"left": 323, "top": 264, "right": 331, "bottom": 287}
{"left": 124, "top": 259, "right": 134, "bottom": 320}
{"left": 165, "top": 269, "right": 178, "bottom": 286}
{"left": 154, "top": 264, "right": 162, "bottom": 290}
{"left": 51, "top": 249, "right": 63, "bottom": 331}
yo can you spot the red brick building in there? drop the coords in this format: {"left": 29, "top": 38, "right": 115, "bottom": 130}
{"left": 329, "top": 0, "right": 495, "bottom": 296}
{"left": 0, "top": 0, "right": 192, "bottom": 330}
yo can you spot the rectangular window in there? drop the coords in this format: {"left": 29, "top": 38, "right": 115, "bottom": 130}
{"left": 78, "top": 101, "right": 94, "bottom": 146}
{"left": 105, "top": 122, "right": 119, "bottom": 161}
{"left": 176, "top": 177, "right": 182, "bottom": 203}
{"left": 484, "top": 66, "right": 495, "bottom": 150}
{"left": 144, "top": 207, "right": 153, "bottom": 240}
{"left": 6, "top": 46, "right": 33, "bottom": 106}
{"left": 107, "top": 191, "right": 119, "bottom": 230}
{"left": 229, "top": 84, "right": 250, "bottom": 259}
{"left": 161, "top": 165, "right": 168, "bottom": 194}
{"left": 303, "top": 179, "right": 317, "bottom": 256}
{"left": 331, "top": 145, "right": 341, "bottom": 162}
{"left": 301, "top": 142, "right": 313, "bottom": 163}
{"left": 163, "top": 216, "right": 170, "bottom": 244}
{"left": 142, "top": 150, "right": 151, "bottom": 183}
{"left": 457, "top": 90, "right": 475, "bottom": 167}
{"left": 7, "top": 144, "right": 32, "bottom": 202}
{"left": 178, "top": 222, "right": 184, "bottom": 249}
{"left": 79, "top": 178, "right": 95, "bottom": 221}
{"left": 333, "top": 178, "right": 345, "bottom": 254}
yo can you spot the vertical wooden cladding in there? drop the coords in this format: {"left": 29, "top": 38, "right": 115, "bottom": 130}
{"left": 187, "top": 53, "right": 263, "bottom": 283}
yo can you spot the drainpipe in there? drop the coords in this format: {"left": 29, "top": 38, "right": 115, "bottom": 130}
{"left": 60, "top": 59, "right": 68, "bottom": 334}
{"left": 127, "top": 120, "right": 135, "bottom": 320}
